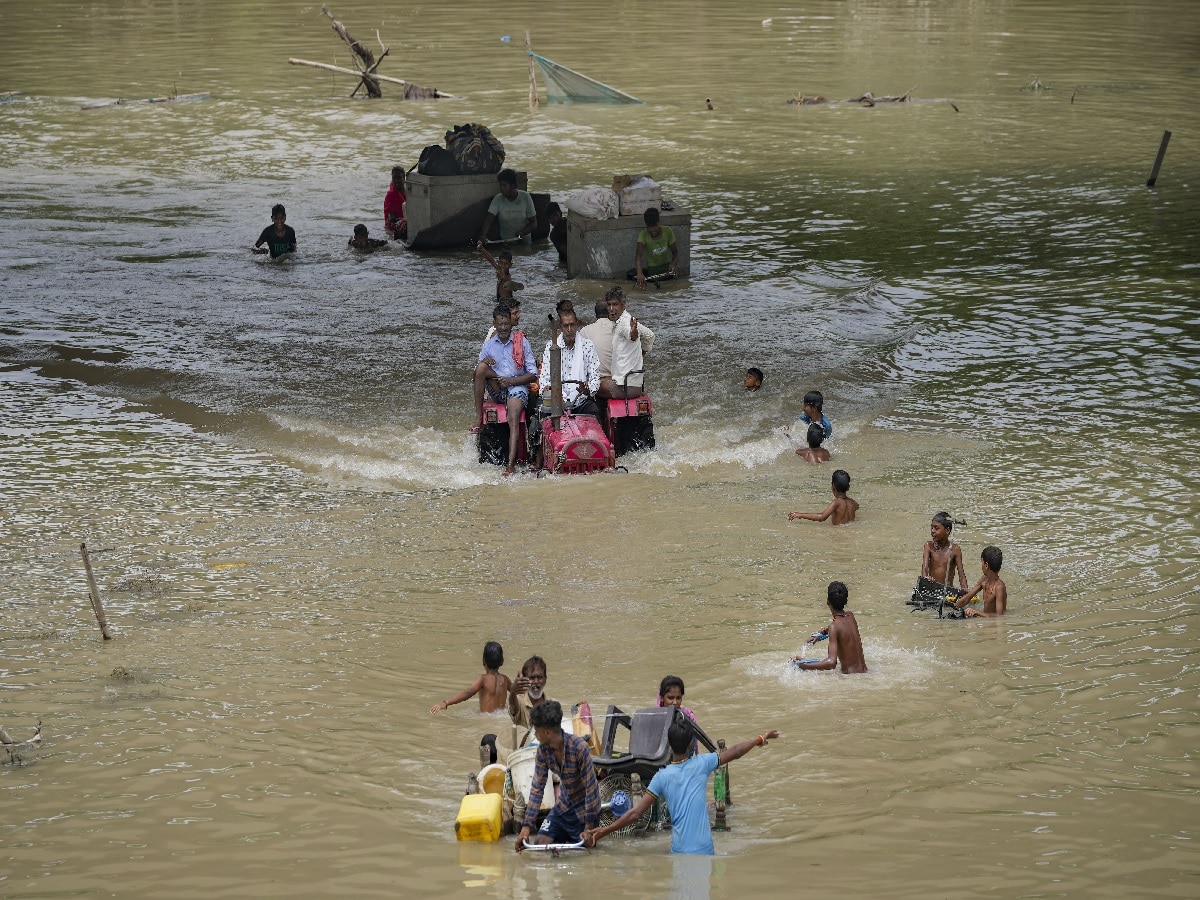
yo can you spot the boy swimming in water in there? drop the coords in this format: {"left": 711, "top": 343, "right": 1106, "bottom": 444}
{"left": 952, "top": 546, "right": 1007, "bottom": 617}
{"left": 744, "top": 367, "right": 764, "bottom": 392}
{"left": 429, "top": 640, "right": 512, "bottom": 713}
{"left": 348, "top": 223, "right": 388, "bottom": 252}
{"left": 784, "top": 390, "right": 832, "bottom": 440}
{"left": 788, "top": 469, "right": 857, "bottom": 524}
{"left": 792, "top": 581, "right": 868, "bottom": 673}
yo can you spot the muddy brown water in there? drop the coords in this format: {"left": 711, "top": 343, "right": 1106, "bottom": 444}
{"left": 1, "top": 1, "right": 1198, "bottom": 897}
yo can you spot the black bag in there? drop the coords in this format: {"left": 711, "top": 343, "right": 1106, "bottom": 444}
{"left": 416, "top": 144, "right": 460, "bottom": 176}
{"left": 444, "top": 123, "right": 506, "bottom": 175}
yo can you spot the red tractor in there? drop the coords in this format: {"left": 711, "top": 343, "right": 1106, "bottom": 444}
{"left": 477, "top": 319, "right": 655, "bottom": 474}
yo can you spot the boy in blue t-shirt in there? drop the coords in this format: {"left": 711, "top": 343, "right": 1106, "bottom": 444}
{"left": 583, "top": 720, "right": 780, "bottom": 855}
{"left": 793, "top": 389, "right": 832, "bottom": 438}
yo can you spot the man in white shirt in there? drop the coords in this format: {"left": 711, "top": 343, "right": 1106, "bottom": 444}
{"left": 579, "top": 300, "right": 615, "bottom": 391}
{"left": 605, "top": 286, "right": 654, "bottom": 398}
{"left": 540, "top": 309, "right": 600, "bottom": 412}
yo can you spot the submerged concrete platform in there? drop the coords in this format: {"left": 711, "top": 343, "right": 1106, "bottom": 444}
{"left": 565, "top": 206, "right": 691, "bottom": 281}
{"left": 404, "top": 171, "right": 549, "bottom": 250}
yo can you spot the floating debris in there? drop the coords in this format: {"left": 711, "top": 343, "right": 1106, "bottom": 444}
{"left": 2, "top": 719, "right": 43, "bottom": 765}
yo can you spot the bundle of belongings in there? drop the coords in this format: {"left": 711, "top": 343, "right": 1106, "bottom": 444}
{"left": 445, "top": 123, "right": 506, "bottom": 175}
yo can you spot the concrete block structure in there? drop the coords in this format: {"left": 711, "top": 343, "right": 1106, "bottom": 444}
{"left": 405, "top": 171, "right": 548, "bottom": 250}
{"left": 565, "top": 207, "right": 691, "bottom": 281}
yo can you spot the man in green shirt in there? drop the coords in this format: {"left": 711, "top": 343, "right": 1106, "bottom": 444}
{"left": 479, "top": 169, "right": 536, "bottom": 244}
{"left": 633, "top": 206, "right": 678, "bottom": 288}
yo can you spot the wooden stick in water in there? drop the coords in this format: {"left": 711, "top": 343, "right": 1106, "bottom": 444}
{"left": 79, "top": 543, "right": 113, "bottom": 640}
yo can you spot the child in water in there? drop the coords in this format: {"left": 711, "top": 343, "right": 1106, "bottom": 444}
{"left": 383, "top": 165, "right": 407, "bottom": 240}
{"left": 795, "top": 422, "right": 830, "bottom": 463}
{"left": 476, "top": 242, "right": 524, "bottom": 300}
{"left": 792, "top": 581, "right": 868, "bottom": 673}
{"left": 784, "top": 390, "right": 832, "bottom": 440}
{"left": 922, "top": 511, "right": 968, "bottom": 591}
{"left": 952, "top": 546, "right": 1008, "bottom": 617}
{"left": 744, "top": 367, "right": 764, "bottom": 392}
{"left": 429, "top": 641, "right": 512, "bottom": 713}
{"left": 656, "top": 675, "right": 698, "bottom": 723}
{"left": 547, "top": 201, "right": 567, "bottom": 264}
{"left": 788, "top": 469, "right": 857, "bottom": 524}
{"left": 657, "top": 675, "right": 699, "bottom": 755}
{"left": 348, "top": 224, "right": 388, "bottom": 252}
{"left": 252, "top": 203, "right": 297, "bottom": 259}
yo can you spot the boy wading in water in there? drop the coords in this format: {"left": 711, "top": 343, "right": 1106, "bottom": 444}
{"left": 795, "top": 421, "right": 830, "bottom": 463}
{"left": 252, "top": 203, "right": 297, "bottom": 259}
{"left": 789, "top": 469, "right": 858, "bottom": 524}
{"left": 922, "top": 511, "right": 968, "bottom": 592}
{"left": 583, "top": 720, "right": 781, "bottom": 855}
{"left": 792, "top": 581, "right": 868, "bottom": 673}
{"left": 952, "top": 545, "right": 1008, "bottom": 617}
{"left": 429, "top": 641, "right": 511, "bottom": 714}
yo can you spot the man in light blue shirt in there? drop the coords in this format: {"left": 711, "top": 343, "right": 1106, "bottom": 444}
{"left": 583, "top": 719, "right": 781, "bottom": 855}
{"left": 472, "top": 304, "right": 537, "bottom": 474}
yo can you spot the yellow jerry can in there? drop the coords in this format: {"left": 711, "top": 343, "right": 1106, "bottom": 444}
{"left": 455, "top": 792, "right": 503, "bottom": 843}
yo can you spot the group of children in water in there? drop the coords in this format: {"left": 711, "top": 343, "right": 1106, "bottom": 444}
{"left": 250, "top": 203, "right": 395, "bottom": 258}
{"left": 760, "top": 385, "right": 1008, "bottom": 625}
{"left": 430, "top": 508, "right": 1008, "bottom": 854}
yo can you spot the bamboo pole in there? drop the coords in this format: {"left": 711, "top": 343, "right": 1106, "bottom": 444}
{"left": 526, "top": 32, "right": 538, "bottom": 109}
{"left": 288, "top": 58, "right": 409, "bottom": 86}
{"left": 1146, "top": 130, "right": 1171, "bottom": 187}
{"left": 79, "top": 543, "right": 113, "bottom": 640}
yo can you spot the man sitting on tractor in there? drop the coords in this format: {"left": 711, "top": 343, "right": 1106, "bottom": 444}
{"left": 606, "top": 286, "right": 654, "bottom": 399}
{"left": 472, "top": 303, "right": 538, "bottom": 475}
{"left": 540, "top": 309, "right": 601, "bottom": 415}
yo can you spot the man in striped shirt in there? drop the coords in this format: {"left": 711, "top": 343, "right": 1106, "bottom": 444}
{"left": 514, "top": 700, "right": 600, "bottom": 851}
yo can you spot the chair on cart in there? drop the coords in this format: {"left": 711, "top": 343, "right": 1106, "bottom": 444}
{"left": 591, "top": 705, "right": 720, "bottom": 834}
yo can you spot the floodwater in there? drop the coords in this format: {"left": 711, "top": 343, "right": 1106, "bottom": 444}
{"left": 2, "top": 0, "right": 1198, "bottom": 897}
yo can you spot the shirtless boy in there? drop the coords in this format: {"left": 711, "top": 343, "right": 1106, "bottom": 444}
{"left": 429, "top": 641, "right": 512, "bottom": 713}
{"left": 792, "top": 581, "right": 868, "bottom": 673}
{"left": 788, "top": 469, "right": 857, "bottom": 524}
{"left": 953, "top": 546, "right": 1008, "bottom": 618}
{"left": 922, "top": 512, "right": 967, "bottom": 591}
{"left": 795, "top": 422, "right": 831, "bottom": 463}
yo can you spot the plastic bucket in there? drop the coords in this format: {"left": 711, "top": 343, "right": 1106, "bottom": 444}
{"left": 508, "top": 745, "right": 555, "bottom": 810}
{"left": 478, "top": 763, "right": 507, "bottom": 795}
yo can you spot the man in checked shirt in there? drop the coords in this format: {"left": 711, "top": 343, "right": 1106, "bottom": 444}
{"left": 514, "top": 700, "right": 600, "bottom": 851}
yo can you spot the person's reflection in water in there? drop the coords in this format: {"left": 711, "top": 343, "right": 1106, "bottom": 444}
{"left": 671, "top": 852, "right": 713, "bottom": 900}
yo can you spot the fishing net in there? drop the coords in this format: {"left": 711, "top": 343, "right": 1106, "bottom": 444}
{"left": 530, "top": 54, "right": 642, "bottom": 105}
